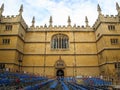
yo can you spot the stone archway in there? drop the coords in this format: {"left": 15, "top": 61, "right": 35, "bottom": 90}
{"left": 55, "top": 57, "right": 66, "bottom": 76}
{"left": 55, "top": 59, "right": 65, "bottom": 69}
{"left": 56, "top": 69, "right": 64, "bottom": 76}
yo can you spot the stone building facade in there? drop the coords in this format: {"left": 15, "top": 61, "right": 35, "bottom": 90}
{"left": 0, "top": 3, "right": 120, "bottom": 78}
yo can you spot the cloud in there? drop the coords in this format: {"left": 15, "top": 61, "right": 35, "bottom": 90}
{"left": 1, "top": 0, "right": 120, "bottom": 27}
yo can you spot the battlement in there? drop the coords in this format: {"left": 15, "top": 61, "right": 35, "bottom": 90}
{"left": 105, "top": 14, "right": 116, "bottom": 18}
{"left": 1, "top": 3, "right": 119, "bottom": 32}
{"left": 4, "top": 15, "right": 17, "bottom": 18}
{"left": 29, "top": 25, "right": 93, "bottom": 32}
{"left": 1, "top": 15, "right": 20, "bottom": 22}
{"left": 1, "top": 15, "right": 28, "bottom": 29}
{"left": 93, "top": 14, "right": 118, "bottom": 30}
{"left": 104, "top": 14, "right": 117, "bottom": 21}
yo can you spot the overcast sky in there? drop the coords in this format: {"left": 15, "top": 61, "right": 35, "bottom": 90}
{"left": 1, "top": 0, "right": 120, "bottom": 27}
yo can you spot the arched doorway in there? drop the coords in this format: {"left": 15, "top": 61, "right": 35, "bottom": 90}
{"left": 56, "top": 69, "right": 64, "bottom": 76}
{"left": 55, "top": 56, "right": 66, "bottom": 76}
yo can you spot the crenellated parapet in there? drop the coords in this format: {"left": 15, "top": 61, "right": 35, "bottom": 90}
{"left": 93, "top": 14, "right": 118, "bottom": 29}
{"left": 93, "top": 3, "right": 119, "bottom": 30}
{"left": 1, "top": 15, "right": 21, "bottom": 22}
{"left": 0, "top": 15, "right": 28, "bottom": 29}
{"left": 2, "top": 3, "right": 120, "bottom": 32}
{"left": 0, "top": 4, "right": 28, "bottom": 29}
{"left": 29, "top": 15, "right": 92, "bottom": 32}
{"left": 29, "top": 24, "right": 93, "bottom": 32}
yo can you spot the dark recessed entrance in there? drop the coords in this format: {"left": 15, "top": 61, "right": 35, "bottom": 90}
{"left": 56, "top": 69, "right": 64, "bottom": 76}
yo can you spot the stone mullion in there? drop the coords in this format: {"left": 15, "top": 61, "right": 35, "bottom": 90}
{"left": 55, "top": 38, "right": 56, "bottom": 49}
{"left": 62, "top": 38, "right": 64, "bottom": 49}
{"left": 52, "top": 38, "right": 54, "bottom": 49}
{"left": 57, "top": 37, "right": 59, "bottom": 49}
{"left": 65, "top": 38, "right": 67, "bottom": 48}
{"left": 60, "top": 36, "right": 62, "bottom": 49}
{"left": 66, "top": 38, "right": 69, "bottom": 48}
{"left": 57, "top": 38, "right": 58, "bottom": 49}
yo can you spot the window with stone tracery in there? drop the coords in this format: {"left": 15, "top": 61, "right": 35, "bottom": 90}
{"left": 108, "top": 25, "right": 115, "bottom": 30}
{"left": 5, "top": 25, "right": 12, "bottom": 31}
{"left": 51, "top": 34, "right": 69, "bottom": 49}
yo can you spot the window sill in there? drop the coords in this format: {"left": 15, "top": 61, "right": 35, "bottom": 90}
{"left": 51, "top": 48, "right": 69, "bottom": 51}
{"left": 4, "top": 30, "right": 12, "bottom": 31}
{"left": 111, "top": 43, "right": 118, "bottom": 45}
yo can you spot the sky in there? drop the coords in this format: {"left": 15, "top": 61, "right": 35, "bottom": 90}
{"left": 0, "top": 0, "right": 120, "bottom": 27}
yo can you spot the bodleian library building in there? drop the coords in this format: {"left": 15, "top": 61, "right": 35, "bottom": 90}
{"left": 0, "top": 3, "right": 120, "bottom": 80}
